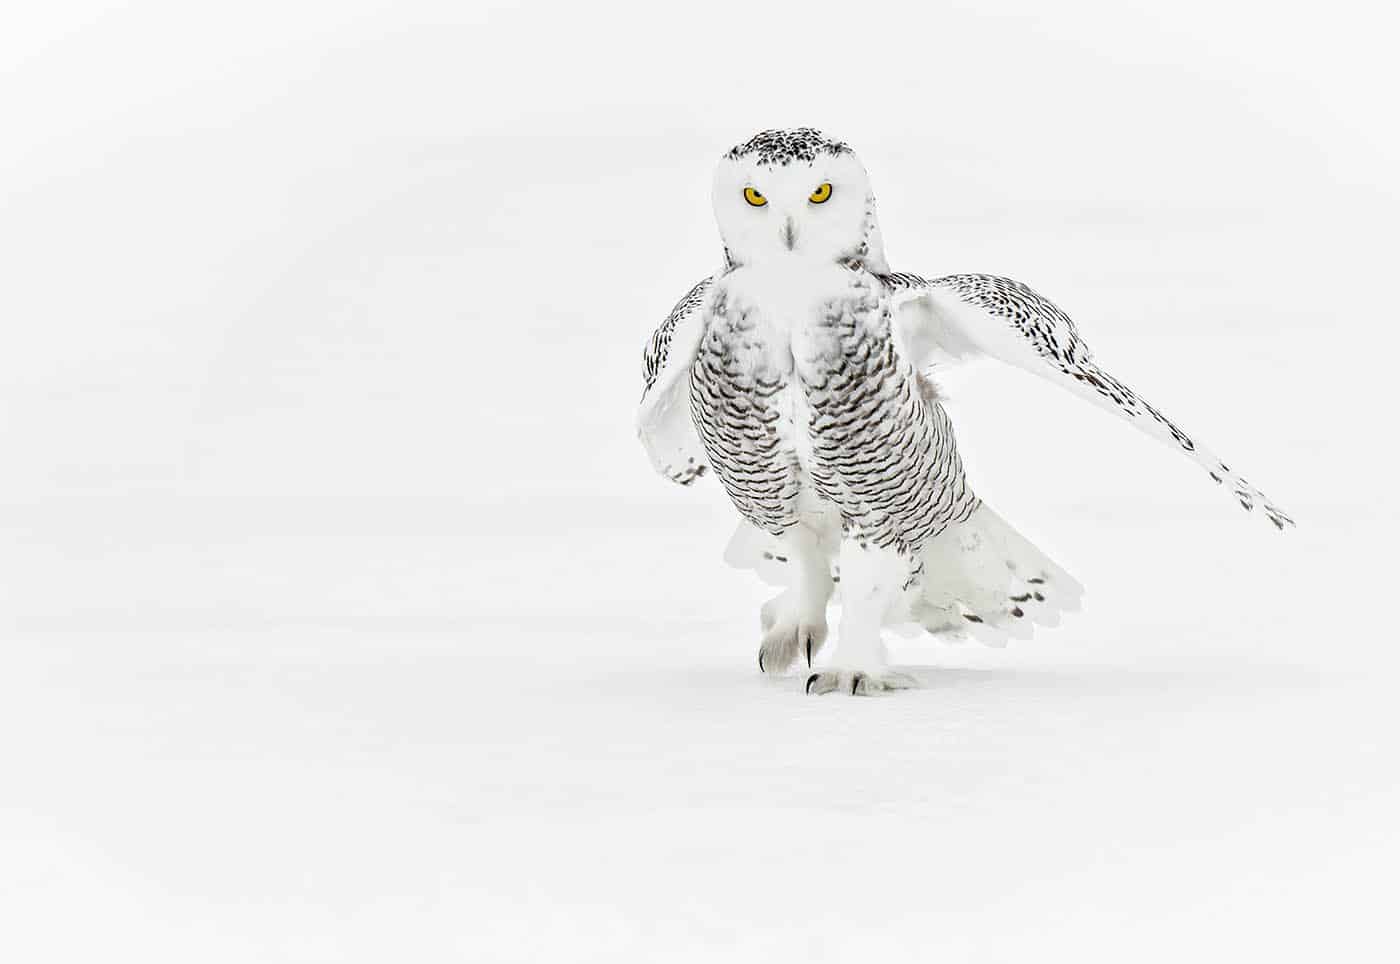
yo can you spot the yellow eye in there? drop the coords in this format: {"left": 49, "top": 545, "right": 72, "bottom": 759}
{"left": 743, "top": 187, "right": 767, "bottom": 207}
{"left": 809, "top": 182, "right": 833, "bottom": 204}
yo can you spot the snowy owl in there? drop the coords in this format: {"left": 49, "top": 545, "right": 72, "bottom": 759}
{"left": 636, "top": 128, "right": 1292, "bottom": 696}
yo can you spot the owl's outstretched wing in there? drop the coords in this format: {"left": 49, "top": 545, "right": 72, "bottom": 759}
{"left": 884, "top": 272, "right": 1294, "bottom": 530}
{"left": 636, "top": 277, "right": 715, "bottom": 486}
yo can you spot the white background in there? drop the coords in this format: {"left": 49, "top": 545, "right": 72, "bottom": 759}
{"left": 2, "top": 1, "right": 1397, "bottom": 960}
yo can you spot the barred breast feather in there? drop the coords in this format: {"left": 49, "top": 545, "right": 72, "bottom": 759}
{"left": 689, "top": 267, "right": 979, "bottom": 556}
{"left": 687, "top": 286, "right": 803, "bottom": 535}
{"left": 795, "top": 273, "right": 980, "bottom": 553}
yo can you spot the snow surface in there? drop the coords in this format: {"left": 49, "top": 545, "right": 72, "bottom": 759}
{"left": 3, "top": 2, "right": 1398, "bottom": 961}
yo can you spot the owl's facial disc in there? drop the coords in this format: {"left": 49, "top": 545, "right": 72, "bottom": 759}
{"left": 712, "top": 131, "right": 883, "bottom": 270}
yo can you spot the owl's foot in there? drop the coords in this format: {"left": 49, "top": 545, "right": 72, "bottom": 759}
{"left": 757, "top": 590, "right": 828, "bottom": 675}
{"left": 804, "top": 669, "right": 919, "bottom": 696}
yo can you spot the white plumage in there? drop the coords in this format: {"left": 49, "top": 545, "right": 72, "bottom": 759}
{"left": 637, "top": 128, "right": 1292, "bottom": 695}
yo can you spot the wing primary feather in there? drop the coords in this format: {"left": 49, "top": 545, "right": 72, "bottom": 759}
{"left": 637, "top": 275, "right": 718, "bottom": 486}
{"left": 886, "top": 272, "right": 1294, "bottom": 530}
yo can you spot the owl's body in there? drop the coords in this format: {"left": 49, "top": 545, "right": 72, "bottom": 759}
{"left": 692, "top": 262, "right": 978, "bottom": 561}
{"left": 637, "top": 129, "right": 1292, "bottom": 695}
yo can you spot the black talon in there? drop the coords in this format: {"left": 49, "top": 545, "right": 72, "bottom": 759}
{"left": 805, "top": 635, "right": 812, "bottom": 667}
{"left": 851, "top": 674, "right": 862, "bottom": 696}
{"left": 758, "top": 650, "right": 765, "bottom": 673}
{"left": 806, "top": 673, "right": 819, "bottom": 694}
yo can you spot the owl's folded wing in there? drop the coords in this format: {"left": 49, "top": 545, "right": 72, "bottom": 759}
{"left": 636, "top": 277, "right": 716, "bottom": 486}
{"left": 884, "top": 271, "right": 1294, "bottom": 530}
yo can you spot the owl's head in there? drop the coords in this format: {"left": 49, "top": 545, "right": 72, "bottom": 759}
{"left": 712, "top": 129, "right": 887, "bottom": 272}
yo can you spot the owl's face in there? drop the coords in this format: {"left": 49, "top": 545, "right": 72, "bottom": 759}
{"left": 712, "top": 129, "right": 885, "bottom": 272}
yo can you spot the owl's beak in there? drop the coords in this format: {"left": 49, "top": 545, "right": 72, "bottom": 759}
{"left": 781, "top": 216, "right": 797, "bottom": 251}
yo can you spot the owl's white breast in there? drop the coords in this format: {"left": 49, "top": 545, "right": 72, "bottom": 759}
{"left": 718, "top": 261, "right": 856, "bottom": 353}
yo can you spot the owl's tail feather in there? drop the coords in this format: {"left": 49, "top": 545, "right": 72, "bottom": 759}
{"left": 907, "top": 503, "right": 1082, "bottom": 646}
{"left": 723, "top": 504, "right": 1081, "bottom": 646}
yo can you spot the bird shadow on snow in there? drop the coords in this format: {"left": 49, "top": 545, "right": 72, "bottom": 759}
{"left": 595, "top": 660, "right": 1320, "bottom": 710}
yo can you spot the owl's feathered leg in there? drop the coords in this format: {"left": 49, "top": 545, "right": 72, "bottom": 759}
{"left": 806, "top": 540, "right": 918, "bottom": 696}
{"left": 756, "top": 525, "right": 833, "bottom": 675}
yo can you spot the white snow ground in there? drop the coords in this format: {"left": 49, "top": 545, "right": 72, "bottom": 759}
{"left": 3, "top": 3, "right": 1399, "bottom": 961}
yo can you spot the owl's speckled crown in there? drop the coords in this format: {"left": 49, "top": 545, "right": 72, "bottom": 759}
{"left": 724, "top": 128, "right": 852, "bottom": 167}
